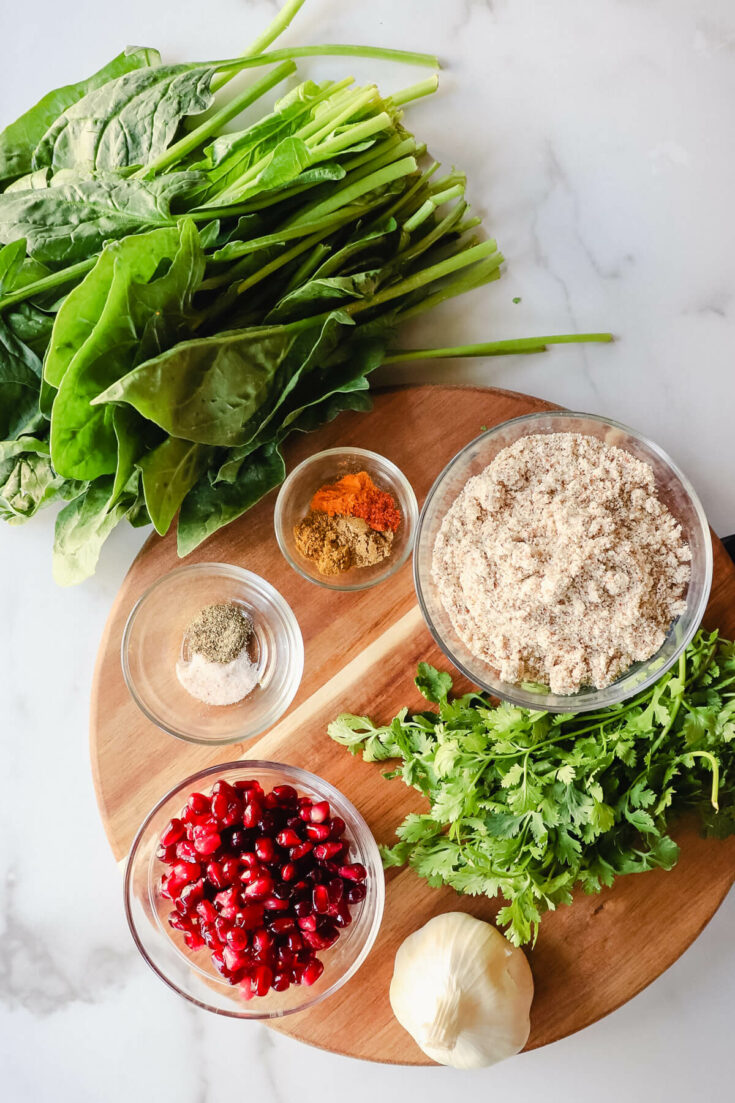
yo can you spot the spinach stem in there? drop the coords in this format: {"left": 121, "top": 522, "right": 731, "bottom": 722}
{"left": 383, "top": 334, "right": 614, "bottom": 362}
{"left": 0, "top": 257, "right": 96, "bottom": 311}
{"left": 390, "top": 75, "right": 440, "bottom": 106}
{"left": 210, "top": 0, "right": 308, "bottom": 92}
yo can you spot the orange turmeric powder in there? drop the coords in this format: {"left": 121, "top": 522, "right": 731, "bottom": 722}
{"left": 310, "top": 470, "right": 401, "bottom": 533}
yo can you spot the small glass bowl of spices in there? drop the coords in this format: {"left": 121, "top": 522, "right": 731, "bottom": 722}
{"left": 274, "top": 447, "right": 418, "bottom": 591}
{"left": 122, "top": 563, "right": 304, "bottom": 744}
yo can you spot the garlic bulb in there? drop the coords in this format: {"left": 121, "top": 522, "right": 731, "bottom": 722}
{"left": 389, "top": 911, "right": 534, "bottom": 1069}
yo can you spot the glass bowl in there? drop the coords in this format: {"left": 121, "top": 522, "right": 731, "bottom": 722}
{"left": 274, "top": 447, "right": 418, "bottom": 591}
{"left": 122, "top": 563, "right": 303, "bottom": 745}
{"left": 414, "top": 410, "right": 712, "bottom": 713}
{"left": 124, "top": 761, "right": 385, "bottom": 1019}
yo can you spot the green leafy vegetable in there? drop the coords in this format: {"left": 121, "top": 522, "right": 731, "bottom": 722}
{"left": 328, "top": 633, "right": 735, "bottom": 946}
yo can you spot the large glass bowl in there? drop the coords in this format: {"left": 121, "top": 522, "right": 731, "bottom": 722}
{"left": 124, "top": 761, "right": 385, "bottom": 1019}
{"left": 122, "top": 563, "right": 303, "bottom": 745}
{"left": 414, "top": 410, "right": 713, "bottom": 713}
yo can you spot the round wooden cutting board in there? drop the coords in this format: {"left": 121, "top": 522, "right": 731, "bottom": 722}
{"left": 91, "top": 385, "right": 735, "bottom": 1063}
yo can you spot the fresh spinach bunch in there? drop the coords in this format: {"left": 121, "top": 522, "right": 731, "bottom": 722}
{"left": 0, "top": 0, "right": 611, "bottom": 583}
{"left": 328, "top": 631, "right": 735, "bottom": 946}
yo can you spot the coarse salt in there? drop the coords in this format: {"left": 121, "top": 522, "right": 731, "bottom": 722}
{"left": 176, "top": 648, "right": 260, "bottom": 706}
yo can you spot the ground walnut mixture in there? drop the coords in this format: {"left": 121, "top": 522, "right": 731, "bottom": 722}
{"left": 432, "top": 432, "right": 692, "bottom": 695}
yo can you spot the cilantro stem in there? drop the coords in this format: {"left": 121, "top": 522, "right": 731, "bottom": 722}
{"left": 681, "top": 751, "right": 720, "bottom": 810}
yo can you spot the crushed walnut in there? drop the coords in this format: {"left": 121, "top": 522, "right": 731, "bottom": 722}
{"left": 432, "top": 432, "right": 691, "bottom": 695}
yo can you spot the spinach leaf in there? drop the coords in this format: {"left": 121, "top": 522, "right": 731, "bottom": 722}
{"left": 32, "top": 62, "right": 224, "bottom": 175}
{"left": 0, "top": 172, "right": 200, "bottom": 267}
{"left": 0, "top": 435, "right": 82, "bottom": 523}
{"left": 52, "top": 476, "right": 137, "bottom": 585}
{"left": 49, "top": 220, "right": 204, "bottom": 480}
{"left": 265, "top": 269, "right": 380, "bottom": 323}
{"left": 177, "top": 441, "right": 285, "bottom": 557}
{"left": 0, "top": 47, "right": 160, "bottom": 184}
{"left": 139, "top": 435, "right": 212, "bottom": 535}
{"left": 0, "top": 317, "right": 44, "bottom": 439}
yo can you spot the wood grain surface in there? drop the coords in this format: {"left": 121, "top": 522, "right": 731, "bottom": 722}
{"left": 90, "top": 385, "right": 735, "bottom": 1063}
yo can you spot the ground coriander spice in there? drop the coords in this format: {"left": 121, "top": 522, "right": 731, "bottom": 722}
{"left": 184, "top": 602, "right": 253, "bottom": 664}
{"left": 294, "top": 511, "right": 394, "bottom": 575}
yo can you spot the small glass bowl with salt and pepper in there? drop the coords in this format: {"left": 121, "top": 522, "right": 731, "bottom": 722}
{"left": 274, "top": 447, "right": 418, "bottom": 591}
{"left": 122, "top": 563, "right": 303, "bottom": 745}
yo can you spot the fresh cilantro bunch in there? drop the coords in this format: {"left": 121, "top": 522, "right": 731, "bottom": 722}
{"left": 328, "top": 630, "right": 735, "bottom": 946}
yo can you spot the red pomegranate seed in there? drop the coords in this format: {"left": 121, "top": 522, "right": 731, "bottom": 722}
{"left": 309, "top": 801, "right": 330, "bottom": 824}
{"left": 175, "top": 840, "right": 199, "bottom": 863}
{"left": 312, "top": 885, "right": 330, "bottom": 914}
{"left": 327, "top": 878, "right": 343, "bottom": 905}
{"left": 187, "top": 792, "right": 211, "bottom": 815}
{"left": 178, "top": 879, "right": 204, "bottom": 909}
{"left": 236, "top": 904, "right": 266, "bottom": 930}
{"left": 255, "top": 837, "right": 276, "bottom": 863}
{"left": 234, "top": 779, "right": 263, "bottom": 796}
{"left": 161, "top": 818, "right": 185, "bottom": 846}
{"left": 276, "top": 828, "right": 301, "bottom": 848}
{"left": 280, "top": 861, "right": 297, "bottom": 882}
{"left": 290, "top": 842, "right": 313, "bottom": 860}
{"left": 293, "top": 899, "right": 311, "bottom": 919}
{"left": 239, "top": 976, "right": 255, "bottom": 1000}
{"left": 239, "top": 864, "right": 264, "bottom": 886}
{"left": 242, "top": 800, "right": 263, "bottom": 829}
{"left": 225, "top": 927, "right": 249, "bottom": 950}
{"left": 329, "top": 817, "right": 346, "bottom": 838}
{"left": 345, "top": 882, "right": 367, "bottom": 904}
{"left": 298, "top": 806, "right": 313, "bottom": 822}
{"left": 313, "top": 841, "right": 343, "bottom": 861}
{"left": 273, "top": 784, "right": 298, "bottom": 805}
{"left": 192, "top": 826, "right": 221, "bottom": 856}
{"left": 173, "top": 861, "right": 201, "bottom": 885}
{"left": 300, "top": 959, "right": 324, "bottom": 986}
{"left": 263, "top": 792, "right": 280, "bottom": 810}
{"left": 240, "top": 851, "right": 260, "bottom": 869}
{"left": 252, "top": 928, "right": 273, "bottom": 957}
{"left": 253, "top": 965, "right": 273, "bottom": 997}
{"left": 196, "top": 900, "right": 218, "bottom": 925}
{"left": 302, "top": 930, "right": 331, "bottom": 951}
{"left": 243, "top": 875, "right": 273, "bottom": 900}
{"left": 286, "top": 932, "right": 305, "bottom": 952}
{"left": 334, "top": 901, "right": 352, "bottom": 928}
{"left": 184, "top": 930, "right": 205, "bottom": 950}
{"left": 305, "top": 823, "right": 331, "bottom": 841}
{"left": 223, "top": 946, "right": 249, "bottom": 973}
{"left": 263, "top": 896, "right": 290, "bottom": 912}
{"left": 202, "top": 926, "right": 222, "bottom": 950}
{"left": 277, "top": 945, "right": 296, "bottom": 966}
{"left": 212, "top": 779, "right": 238, "bottom": 799}
{"left": 339, "top": 863, "right": 367, "bottom": 882}
{"left": 271, "top": 972, "right": 291, "bottom": 992}
{"left": 298, "top": 915, "right": 318, "bottom": 932}
{"left": 156, "top": 843, "right": 177, "bottom": 864}
{"left": 269, "top": 917, "right": 296, "bottom": 935}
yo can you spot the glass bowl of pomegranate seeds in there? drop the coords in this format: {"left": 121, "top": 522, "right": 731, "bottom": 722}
{"left": 124, "top": 761, "right": 384, "bottom": 1018}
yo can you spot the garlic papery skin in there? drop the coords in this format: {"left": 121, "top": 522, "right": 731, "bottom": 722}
{"left": 389, "top": 912, "right": 534, "bottom": 1069}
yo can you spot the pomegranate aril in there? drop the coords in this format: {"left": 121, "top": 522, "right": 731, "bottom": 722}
{"left": 300, "top": 958, "right": 324, "bottom": 986}
{"left": 178, "top": 879, "right": 204, "bottom": 911}
{"left": 329, "top": 816, "right": 346, "bottom": 838}
{"left": 286, "top": 932, "right": 305, "bottom": 953}
{"left": 302, "top": 930, "right": 331, "bottom": 951}
{"left": 339, "top": 863, "right": 367, "bottom": 882}
{"left": 184, "top": 929, "right": 205, "bottom": 950}
{"left": 212, "top": 779, "right": 238, "bottom": 799}
{"left": 225, "top": 927, "right": 249, "bottom": 950}
{"left": 270, "top": 881, "right": 292, "bottom": 901}
{"left": 238, "top": 864, "right": 264, "bottom": 886}
{"left": 160, "top": 818, "right": 185, "bottom": 846}
{"left": 236, "top": 904, "right": 266, "bottom": 930}
{"left": 243, "top": 874, "right": 273, "bottom": 900}
{"left": 290, "top": 842, "right": 313, "bottom": 860}
{"left": 240, "top": 851, "right": 261, "bottom": 869}
{"left": 187, "top": 792, "right": 211, "bottom": 815}
{"left": 175, "top": 840, "right": 199, "bottom": 863}
{"left": 223, "top": 945, "right": 249, "bottom": 973}
{"left": 215, "top": 916, "right": 232, "bottom": 941}
{"left": 234, "top": 779, "right": 263, "bottom": 796}
{"left": 212, "top": 791, "right": 242, "bottom": 827}
{"left": 276, "top": 828, "right": 301, "bottom": 848}
{"left": 196, "top": 900, "right": 218, "bottom": 924}
{"left": 192, "top": 825, "right": 221, "bottom": 856}
{"left": 273, "top": 784, "right": 298, "bottom": 806}
{"left": 345, "top": 882, "right": 367, "bottom": 904}
{"left": 298, "top": 915, "right": 318, "bottom": 932}
{"left": 172, "top": 861, "right": 201, "bottom": 884}
{"left": 280, "top": 862, "right": 297, "bottom": 883}
{"left": 313, "top": 841, "right": 343, "bottom": 861}
{"left": 263, "top": 792, "right": 280, "bottom": 810}
{"left": 255, "top": 837, "right": 276, "bottom": 863}
{"left": 293, "top": 899, "right": 312, "bottom": 919}
{"left": 298, "top": 805, "right": 313, "bottom": 822}
{"left": 327, "top": 878, "right": 343, "bottom": 906}
{"left": 253, "top": 965, "right": 273, "bottom": 997}
{"left": 242, "top": 800, "right": 263, "bottom": 829}
{"left": 269, "top": 917, "right": 296, "bottom": 935}
{"left": 156, "top": 843, "right": 177, "bottom": 864}
{"left": 334, "top": 901, "right": 352, "bottom": 928}
{"left": 202, "top": 926, "right": 223, "bottom": 950}
{"left": 271, "top": 972, "right": 291, "bottom": 992}
{"left": 305, "top": 823, "right": 331, "bottom": 841}
{"left": 252, "top": 927, "right": 273, "bottom": 956}
{"left": 309, "top": 801, "right": 330, "bottom": 824}
{"left": 263, "top": 896, "right": 290, "bottom": 912}
{"left": 239, "top": 976, "right": 255, "bottom": 1000}
{"left": 312, "top": 885, "right": 330, "bottom": 914}
{"left": 227, "top": 828, "right": 250, "bottom": 852}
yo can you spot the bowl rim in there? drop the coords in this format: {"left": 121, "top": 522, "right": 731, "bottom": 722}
{"left": 123, "top": 759, "right": 386, "bottom": 1019}
{"left": 274, "top": 446, "right": 419, "bottom": 592}
{"left": 121, "top": 562, "right": 304, "bottom": 745}
{"left": 414, "top": 408, "right": 714, "bottom": 713}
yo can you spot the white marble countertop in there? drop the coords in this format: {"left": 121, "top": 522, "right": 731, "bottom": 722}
{"left": 2, "top": 1, "right": 734, "bottom": 1099}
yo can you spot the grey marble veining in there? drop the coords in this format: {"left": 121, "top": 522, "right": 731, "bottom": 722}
{"left": 1, "top": 1, "right": 734, "bottom": 1100}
